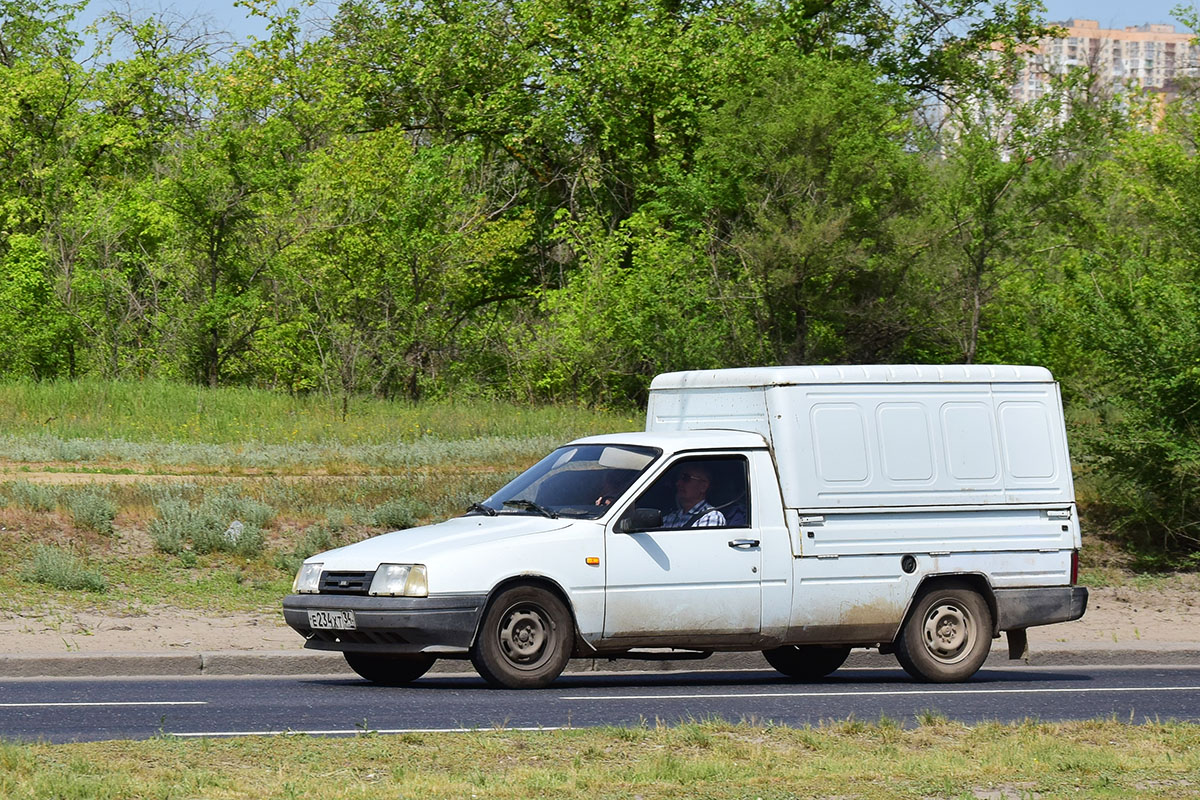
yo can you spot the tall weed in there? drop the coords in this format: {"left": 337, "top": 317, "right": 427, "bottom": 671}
{"left": 273, "top": 525, "right": 337, "bottom": 574}
{"left": 0, "top": 379, "right": 635, "bottom": 447}
{"left": 0, "top": 433, "right": 564, "bottom": 471}
{"left": 21, "top": 545, "right": 107, "bottom": 592}
{"left": 148, "top": 489, "right": 273, "bottom": 558}
{"left": 147, "top": 498, "right": 194, "bottom": 556}
{"left": 369, "top": 497, "right": 425, "bottom": 530}
{"left": 67, "top": 487, "right": 118, "bottom": 535}
{"left": 205, "top": 487, "right": 273, "bottom": 528}
{"left": 7, "top": 481, "right": 59, "bottom": 513}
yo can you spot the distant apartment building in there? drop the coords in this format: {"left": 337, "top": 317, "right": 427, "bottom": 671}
{"left": 1013, "top": 18, "right": 1200, "bottom": 102}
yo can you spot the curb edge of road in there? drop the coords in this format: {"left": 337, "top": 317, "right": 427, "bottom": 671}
{"left": 3, "top": 645, "right": 1198, "bottom": 679}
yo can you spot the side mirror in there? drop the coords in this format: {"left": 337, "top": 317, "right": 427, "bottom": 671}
{"left": 618, "top": 507, "right": 662, "bottom": 533}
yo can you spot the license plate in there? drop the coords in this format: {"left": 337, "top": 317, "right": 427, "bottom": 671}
{"left": 307, "top": 609, "right": 356, "bottom": 630}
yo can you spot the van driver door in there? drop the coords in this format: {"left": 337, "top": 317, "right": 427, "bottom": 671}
{"left": 602, "top": 455, "right": 761, "bottom": 641}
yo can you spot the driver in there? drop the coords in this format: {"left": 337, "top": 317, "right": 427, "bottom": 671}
{"left": 661, "top": 464, "right": 725, "bottom": 528}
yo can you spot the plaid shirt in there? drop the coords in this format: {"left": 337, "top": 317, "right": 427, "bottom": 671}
{"left": 662, "top": 501, "right": 726, "bottom": 529}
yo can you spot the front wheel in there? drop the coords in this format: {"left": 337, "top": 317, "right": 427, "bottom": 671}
{"left": 344, "top": 652, "right": 436, "bottom": 685}
{"left": 894, "top": 583, "right": 993, "bottom": 682}
{"left": 471, "top": 585, "right": 574, "bottom": 689}
{"left": 763, "top": 645, "right": 851, "bottom": 680}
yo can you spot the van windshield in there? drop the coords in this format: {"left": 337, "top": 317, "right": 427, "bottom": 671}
{"left": 468, "top": 444, "right": 661, "bottom": 520}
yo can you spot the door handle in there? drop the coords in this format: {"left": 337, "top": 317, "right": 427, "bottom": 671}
{"left": 727, "top": 538, "right": 760, "bottom": 549}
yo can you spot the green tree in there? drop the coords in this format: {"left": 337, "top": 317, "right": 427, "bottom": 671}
{"left": 0, "top": 0, "right": 87, "bottom": 237}
{"left": 506, "top": 210, "right": 750, "bottom": 404}
{"left": 1062, "top": 99, "right": 1200, "bottom": 561}
{"left": 918, "top": 66, "right": 1120, "bottom": 365}
{"left": 0, "top": 233, "right": 75, "bottom": 376}
{"left": 48, "top": 9, "right": 216, "bottom": 379}
{"left": 282, "top": 130, "right": 531, "bottom": 400}
{"left": 691, "top": 53, "right": 928, "bottom": 366}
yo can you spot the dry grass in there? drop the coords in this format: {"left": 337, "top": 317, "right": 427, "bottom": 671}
{"left": 0, "top": 466, "right": 522, "bottom": 613}
{"left": 0, "top": 380, "right": 620, "bottom": 614}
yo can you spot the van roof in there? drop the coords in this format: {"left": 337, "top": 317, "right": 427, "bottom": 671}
{"left": 650, "top": 364, "right": 1053, "bottom": 390}
{"left": 571, "top": 430, "right": 769, "bottom": 451}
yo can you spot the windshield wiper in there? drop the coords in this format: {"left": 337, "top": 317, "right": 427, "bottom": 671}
{"left": 466, "top": 502, "right": 497, "bottom": 517}
{"left": 502, "top": 499, "right": 559, "bottom": 519}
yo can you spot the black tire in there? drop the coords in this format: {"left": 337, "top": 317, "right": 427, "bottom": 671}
{"left": 894, "top": 582, "right": 993, "bottom": 683}
{"left": 343, "top": 652, "right": 436, "bottom": 685}
{"left": 471, "top": 585, "right": 574, "bottom": 689}
{"left": 763, "top": 645, "right": 851, "bottom": 680}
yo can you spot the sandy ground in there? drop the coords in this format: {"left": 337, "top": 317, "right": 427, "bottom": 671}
{"left": 1, "top": 606, "right": 300, "bottom": 654}
{"left": 2, "top": 585, "right": 1196, "bottom": 656}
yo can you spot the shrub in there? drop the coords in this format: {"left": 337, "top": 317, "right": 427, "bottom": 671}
{"left": 204, "top": 487, "right": 274, "bottom": 529}
{"left": 148, "top": 498, "right": 194, "bottom": 556}
{"left": 369, "top": 497, "right": 424, "bottom": 530}
{"left": 21, "top": 544, "right": 107, "bottom": 592}
{"left": 149, "top": 490, "right": 269, "bottom": 558}
{"left": 1068, "top": 257, "right": 1200, "bottom": 564}
{"left": 8, "top": 481, "right": 58, "bottom": 513}
{"left": 192, "top": 519, "right": 265, "bottom": 558}
{"left": 67, "top": 487, "right": 118, "bottom": 535}
{"left": 274, "top": 525, "right": 336, "bottom": 574}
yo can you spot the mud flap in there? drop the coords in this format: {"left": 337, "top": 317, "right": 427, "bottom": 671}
{"left": 1006, "top": 628, "right": 1029, "bottom": 660}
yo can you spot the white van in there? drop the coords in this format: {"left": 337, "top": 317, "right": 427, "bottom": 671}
{"left": 284, "top": 365, "right": 1087, "bottom": 688}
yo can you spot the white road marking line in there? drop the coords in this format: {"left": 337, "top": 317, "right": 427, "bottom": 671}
{"left": 0, "top": 701, "right": 207, "bottom": 708}
{"left": 559, "top": 685, "right": 1200, "bottom": 701}
{"left": 169, "top": 726, "right": 565, "bottom": 738}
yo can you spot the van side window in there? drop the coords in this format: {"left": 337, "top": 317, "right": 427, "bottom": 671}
{"left": 632, "top": 456, "right": 750, "bottom": 530}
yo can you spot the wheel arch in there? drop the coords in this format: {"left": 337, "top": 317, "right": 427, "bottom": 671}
{"left": 898, "top": 573, "right": 999, "bottom": 641}
{"left": 472, "top": 574, "right": 587, "bottom": 654}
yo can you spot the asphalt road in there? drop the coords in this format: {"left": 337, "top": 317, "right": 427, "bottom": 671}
{"left": 4, "top": 665, "right": 1200, "bottom": 743}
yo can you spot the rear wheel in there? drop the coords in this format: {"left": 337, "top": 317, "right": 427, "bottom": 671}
{"left": 343, "top": 652, "right": 436, "bottom": 685}
{"left": 763, "top": 645, "right": 851, "bottom": 680}
{"left": 471, "top": 585, "right": 574, "bottom": 689}
{"left": 894, "top": 583, "right": 992, "bottom": 682}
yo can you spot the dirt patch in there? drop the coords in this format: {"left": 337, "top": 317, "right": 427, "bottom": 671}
{"left": 1031, "top": 582, "right": 1200, "bottom": 648}
{"left": 3, "top": 605, "right": 298, "bottom": 654}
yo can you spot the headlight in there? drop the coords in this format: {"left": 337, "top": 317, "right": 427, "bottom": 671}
{"left": 293, "top": 562, "right": 323, "bottom": 593}
{"left": 369, "top": 564, "right": 428, "bottom": 597}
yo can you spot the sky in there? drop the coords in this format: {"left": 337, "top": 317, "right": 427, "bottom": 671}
{"left": 72, "top": 1, "right": 292, "bottom": 48}
{"left": 1041, "top": 0, "right": 1198, "bottom": 29}
{"left": 69, "top": 0, "right": 1198, "bottom": 52}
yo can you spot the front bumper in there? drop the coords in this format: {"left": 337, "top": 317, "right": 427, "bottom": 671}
{"left": 994, "top": 586, "right": 1089, "bottom": 631}
{"left": 282, "top": 593, "right": 487, "bottom": 653}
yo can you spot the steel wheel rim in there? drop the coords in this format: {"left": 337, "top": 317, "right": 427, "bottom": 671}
{"left": 497, "top": 602, "right": 553, "bottom": 670}
{"left": 921, "top": 600, "right": 974, "bottom": 664}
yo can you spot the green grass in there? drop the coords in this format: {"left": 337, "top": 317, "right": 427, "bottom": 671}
{"left": 111, "top": 557, "right": 292, "bottom": 612}
{"left": 0, "top": 719, "right": 1198, "bottom": 798}
{"left": 0, "top": 379, "right": 637, "bottom": 474}
{"left": 0, "top": 378, "right": 638, "bottom": 447}
{"left": 0, "top": 542, "right": 290, "bottom": 614}
{"left": 0, "top": 431, "right": 575, "bottom": 472}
